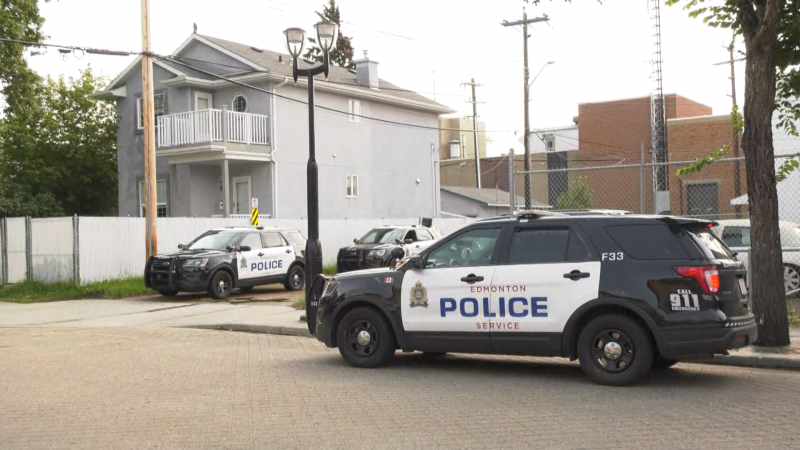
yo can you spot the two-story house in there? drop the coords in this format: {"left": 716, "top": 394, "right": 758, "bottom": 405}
{"left": 94, "top": 33, "right": 454, "bottom": 219}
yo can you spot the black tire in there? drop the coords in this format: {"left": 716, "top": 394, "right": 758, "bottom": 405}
{"left": 652, "top": 357, "right": 679, "bottom": 370}
{"left": 239, "top": 286, "right": 254, "bottom": 293}
{"left": 577, "top": 314, "right": 654, "bottom": 386}
{"left": 157, "top": 289, "right": 178, "bottom": 297}
{"left": 208, "top": 270, "right": 234, "bottom": 299}
{"left": 284, "top": 265, "right": 305, "bottom": 291}
{"left": 336, "top": 307, "right": 396, "bottom": 368}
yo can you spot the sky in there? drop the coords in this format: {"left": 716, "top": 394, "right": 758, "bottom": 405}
{"left": 26, "top": 0, "right": 745, "bottom": 156}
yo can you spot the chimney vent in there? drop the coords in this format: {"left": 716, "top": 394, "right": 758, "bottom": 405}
{"left": 354, "top": 50, "right": 379, "bottom": 89}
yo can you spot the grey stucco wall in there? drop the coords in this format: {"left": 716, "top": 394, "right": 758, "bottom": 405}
{"left": 116, "top": 64, "right": 188, "bottom": 217}
{"left": 273, "top": 83, "right": 440, "bottom": 219}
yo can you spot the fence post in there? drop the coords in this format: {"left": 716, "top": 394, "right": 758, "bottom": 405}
{"left": 640, "top": 141, "right": 645, "bottom": 214}
{"left": 72, "top": 214, "right": 80, "bottom": 284}
{"left": 25, "top": 216, "right": 32, "bottom": 281}
{"left": 1, "top": 218, "right": 7, "bottom": 286}
{"left": 508, "top": 148, "right": 515, "bottom": 214}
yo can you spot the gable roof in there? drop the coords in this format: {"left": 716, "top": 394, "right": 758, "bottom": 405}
{"left": 195, "top": 34, "right": 452, "bottom": 112}
{"left": 99, "top": 33, "right": 454, "bottom": 114}
{"left": 441, "top": 186, "right": 550, "bottom": 208}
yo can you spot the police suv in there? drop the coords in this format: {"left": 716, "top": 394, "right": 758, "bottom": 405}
{"left": 309, "top": 212, "right": 756, "bottom": 386}
{"left": 336, "top": 225, "right": 442, "bottom": 273}
{"left": 145, "top": 227, "right": 306, "bottom": 299}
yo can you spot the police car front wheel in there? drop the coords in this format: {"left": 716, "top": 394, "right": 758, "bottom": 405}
{"left": 336, "top": 307, "right": 396, "bottom": 368}
{"left": 577, "top": 314, "right": 654, "bottom": 386}
{"left": 208, "top": 270, "right": 234, "bottom": 299}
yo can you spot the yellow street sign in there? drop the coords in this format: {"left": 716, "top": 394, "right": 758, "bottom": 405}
{"left": 251, "top": 208, "right": 259, "bottom": 226}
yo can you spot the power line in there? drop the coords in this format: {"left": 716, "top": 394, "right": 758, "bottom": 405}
{"left": 0, "top": 37, "right": 516, "bottom": 135}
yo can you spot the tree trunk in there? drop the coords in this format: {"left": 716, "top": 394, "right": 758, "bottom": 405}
{"left": 741, "top": 34, "right": 790, "bottom": 347}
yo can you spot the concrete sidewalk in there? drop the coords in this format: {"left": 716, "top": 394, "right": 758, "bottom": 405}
{"left": 0, "top": 296, "right": 310, "bottom": 337}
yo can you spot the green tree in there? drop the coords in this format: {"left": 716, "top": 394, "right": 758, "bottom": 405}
{"left": 0, "top": 0, "right": 47, "bottom": 106}
{"left": 0, "top": 68, "right": 118, "bottom": 216}
{"left": 302, "top": 0, "right": 356, "bottom": 69}
{"left": 662, "top": 0, "right": 798, "bottom": 346}
{"left": 556, "top": 177, "right": 594, "bottom": 210}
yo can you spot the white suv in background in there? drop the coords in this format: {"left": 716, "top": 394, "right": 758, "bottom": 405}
{"left": 712, "top": 219, "right": 800, "bottom": 297}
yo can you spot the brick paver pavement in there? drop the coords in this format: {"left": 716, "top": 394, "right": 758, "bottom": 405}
{"left": 1, "top": 327, "right": 798, "bottom": 450}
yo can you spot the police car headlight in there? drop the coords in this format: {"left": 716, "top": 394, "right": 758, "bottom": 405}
{"left": 183, "top": 258, "right": 208, "bottom": 268}
{"left": 368, "top": 249, "right": 385, "bottom": 258}
{"left": 322, "top": 280, "right": 338, "bottom": 297}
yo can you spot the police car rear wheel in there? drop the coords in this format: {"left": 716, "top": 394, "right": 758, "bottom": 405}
{"left": 337, "top": 307, "right": 395, "bottom": 368}
{"left": 577, "top": 314, "right": 653, "bottom": 386}
{"left": 284, "top": 265, "right": 305, "bottom": 291}
{"left": 208, "top": 271, "right": 233, "bottom": 299}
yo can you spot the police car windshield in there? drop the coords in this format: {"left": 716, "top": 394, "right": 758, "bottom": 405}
{"left": 358, "top": 228, "right": 405, "bottom": 244}
{"left": 186, "top": 231, "right": 241, "bottom": 251}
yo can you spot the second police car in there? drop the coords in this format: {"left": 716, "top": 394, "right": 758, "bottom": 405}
{"left": 308, "top": 211, "right": 757, "bottom": 386}
{"left": 145, "top": 227, "right": 306, "bottom": 299}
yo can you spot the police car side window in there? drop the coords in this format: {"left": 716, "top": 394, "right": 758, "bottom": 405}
{"left": 606, "top": 224, "right": 688, "bottom": 260}
{"left": 239, "top": 233, "right": 263, "bottom": 250}
{"left": 261, "top": 232, "right": 284, "bottom": 248}
{"left": 508, "top": 228, "right": 569, "bottom": 264}
{"left": 417, "top": 229, "right": 433, "bottom": 241}
{"left": 425, "top": 228, "right": 501, "bottom": 269}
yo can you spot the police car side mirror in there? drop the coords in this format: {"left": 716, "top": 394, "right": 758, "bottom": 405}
{"left": 391, "top": 247, "right": 405, "bottom": 260}
{"left": 226, "top": 245, "right": 235, "bottom": 252}
{"left": 177, "top": 244, "right": 186, "bottom": 250}
{"left": 353, "top": 238, "right": 357, "bottom": 244}
{"left": 404, "top": 238, "right": 413, "bottom": 244}
{"left": 408, "top": 255, "right": 423, "bottom": 270}
{"left": 239, "top": 245, "right": 251, "bottom": 252}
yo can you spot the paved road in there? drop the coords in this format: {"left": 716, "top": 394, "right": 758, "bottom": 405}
{"left": 1, "top": 328, "right": 798, "bottom": 450}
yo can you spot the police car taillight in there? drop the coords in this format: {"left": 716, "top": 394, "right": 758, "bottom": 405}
{"left": 675, "top": 266, "right": 720, "bottom": 294}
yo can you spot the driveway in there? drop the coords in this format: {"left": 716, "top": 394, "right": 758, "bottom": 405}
{"left": 1, "top": 327, "right": 798, "bottom": 450}
{"left": 0, "top": 285, "right": 306, "bottom": 335}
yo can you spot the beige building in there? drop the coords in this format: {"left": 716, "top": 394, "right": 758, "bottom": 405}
{"left": 439, "top": 116, "right": 487, "bottom": 161}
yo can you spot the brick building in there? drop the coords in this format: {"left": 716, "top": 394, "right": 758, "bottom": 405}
{"left": 576, "top": 94, "right": 712, "bottom": 213}
{"left": 667, "top": 115, "right": 747, "bottom": 218}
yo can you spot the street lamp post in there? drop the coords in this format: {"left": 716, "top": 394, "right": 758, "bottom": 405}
{"left": 283, "top": 22, "right": 338, "bottom": 333}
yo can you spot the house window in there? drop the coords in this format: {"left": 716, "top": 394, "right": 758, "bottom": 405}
{"left": 137, "top": 93, "right": 165, "bottom": 130}
{"left": 348, "top": 99, "right": 361, "bottom": 123}
{"left": 346, "top": 175, "right": 359, "bottom": 198}
{"left": 544, "top": 135, "right": 555, "bottom": 152}
{"left": 232, "top": 95, "right": 247, "bottom": 113}
{"left": 139, "top": 179, "right": 168, "bottom": 217}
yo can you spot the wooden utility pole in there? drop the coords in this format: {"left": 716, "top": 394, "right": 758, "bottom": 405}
{"left": 462, "top": 78, "right": 483, "bottom": 188}
{"left": 713, "top": 44, "right": 746, "bottom": 216}
{"left": 141, "top": 0, "right": 158, "bottom": 258}
{"left": 502, "top": 9, "right": 549, "bottom": 208}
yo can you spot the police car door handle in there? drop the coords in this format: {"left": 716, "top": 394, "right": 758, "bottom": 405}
{"left": 460, "top": 274, "right": 484, "bottom": 284}
{"left": 563, "top": 270, "right": 590, "bottom": 281}
{"left": 257, "top": 252, "right": 265, "bottom": 257}
{"left": 285, "top": 249, "right": 291, "bottom": 253}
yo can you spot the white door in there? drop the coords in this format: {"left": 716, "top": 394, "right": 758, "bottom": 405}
{"left": 194, "top": 92, "right": 213, "bottom": 141}
{"left": 489, "top": 225, "right": 600, "bottom": 353}
{"left": 232, "top": 177, "right": 251, "bottom": 214}
{"left": 236, "top": 232, "right": 265, "bottom": 281}
{"left": 401, "top": 227, "right": 503, "bottom": 338}
{"left": 259, "top": 231, "right": 294, "bottom": 277}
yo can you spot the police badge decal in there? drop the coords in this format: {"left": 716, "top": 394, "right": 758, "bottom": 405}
{"left": 409, "top": 281, "right": 428, "bottom": 308}
{"left": 240, "top": 257, "right": 247, "bottom": 269}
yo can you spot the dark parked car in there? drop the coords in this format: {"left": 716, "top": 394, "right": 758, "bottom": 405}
{"left": 336, "top": 225, "right": 441, "bottom": 273}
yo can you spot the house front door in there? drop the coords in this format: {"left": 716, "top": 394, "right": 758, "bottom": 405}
{"left": 233, "top": 177, "right": 251, "bottom": 215}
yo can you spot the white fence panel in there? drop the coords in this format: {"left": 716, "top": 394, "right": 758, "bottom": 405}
{"left": 30, "top": 217, "right": 73, "bottom": 283}
{"left": 6, "top": 218, "right": 27, "bottom": 283}
{"left": 75, "top": 217, "right": 474, "bottom": 283}
{"left": 79, "top": 217, "right": 146, "bottom": 283}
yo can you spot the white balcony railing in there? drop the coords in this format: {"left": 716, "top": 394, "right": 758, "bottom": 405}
{"left": 156, "top": 109, "right": 269, "bottom": 148}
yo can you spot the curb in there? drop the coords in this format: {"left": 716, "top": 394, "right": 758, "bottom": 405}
{"left": 186, "top": 323, "right": 312, "bottom": 337}
{"left": 688, "top": 354, "right": 800, "bottom": 370}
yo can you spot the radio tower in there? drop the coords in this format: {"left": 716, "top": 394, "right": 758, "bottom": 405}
{"left": 650, "top": 0, "right": 668, "bottom": 206}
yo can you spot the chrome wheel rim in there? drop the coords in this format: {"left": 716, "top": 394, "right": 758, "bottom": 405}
{"left": 785, "top": 265, "right": 800, "bottom": 293}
